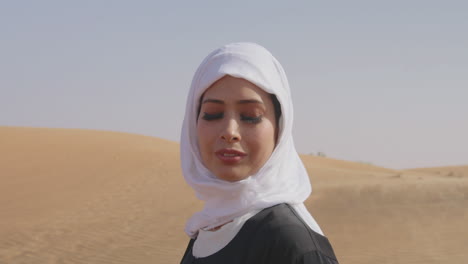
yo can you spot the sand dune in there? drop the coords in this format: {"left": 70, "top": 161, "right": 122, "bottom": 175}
{"left": 405, "top": 165, "right": 468, "bottom": 178}
{"left": 1, "top": 127, "right": 467, "bottom": 263}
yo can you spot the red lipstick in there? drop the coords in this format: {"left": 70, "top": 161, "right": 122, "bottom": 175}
{"left": 215, "top": 149, "right": 247, "bottom": 164}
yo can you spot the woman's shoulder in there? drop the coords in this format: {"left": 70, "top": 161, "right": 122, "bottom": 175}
{"left": 249, "top": 203, "right": 318, "bottom": 238}
{"left": 180, "top": 204, "right": 339, "bottom": 264}
{"left": 245, "top": 203, "right": 338, "bottom": 262}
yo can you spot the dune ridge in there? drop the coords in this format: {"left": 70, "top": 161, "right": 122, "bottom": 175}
{"left": 1, "top": 127, "right": 467, "bottom": 263}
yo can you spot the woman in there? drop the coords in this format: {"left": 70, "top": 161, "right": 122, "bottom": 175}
{"left": 180, "top": 42, "right": 339, "bottom": 263}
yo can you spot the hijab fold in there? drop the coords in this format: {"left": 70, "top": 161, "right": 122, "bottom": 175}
{"left": 180, "top": 42, "right": 323, "bottom": 238}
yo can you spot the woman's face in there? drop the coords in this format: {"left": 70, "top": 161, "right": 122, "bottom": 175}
{"left": 197, "top": 75, "right": 278, "bottom": 182}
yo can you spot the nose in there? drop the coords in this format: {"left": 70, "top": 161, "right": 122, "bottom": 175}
{"left": 220, "top": 117, "right": 241, "bottom": 143}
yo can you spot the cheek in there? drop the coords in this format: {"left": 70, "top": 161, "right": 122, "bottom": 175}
{"left": 197, "top": 122, "right": 216, "bottom": 152}
{"left": 246, "top": 123, "right": 276, "bottom": 153}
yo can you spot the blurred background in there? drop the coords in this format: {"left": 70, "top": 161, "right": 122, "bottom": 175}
{"left": 1, "top": 0, "right": 467, "bottom": 168}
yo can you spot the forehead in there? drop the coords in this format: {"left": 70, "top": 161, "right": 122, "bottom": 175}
{"left": 202, "top": 75, "right": 270, "bottom": 101}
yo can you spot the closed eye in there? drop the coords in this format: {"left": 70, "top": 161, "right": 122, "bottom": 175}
{"left": 241, "top": 115, "right": 263, "bottom": 124}
{"left": 201, "top": 112, "right": 263, "bottom": 124}
{"left": 202, "top": 112, "right": 223, "bottom": 121}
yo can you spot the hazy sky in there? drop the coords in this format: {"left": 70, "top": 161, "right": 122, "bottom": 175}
{"left": 1, "top": 1, "right": 467, "bottom": 169}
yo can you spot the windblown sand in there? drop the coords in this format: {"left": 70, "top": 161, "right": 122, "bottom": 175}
{"left": 1, "top": 127, "right": 467, "bottom": 263}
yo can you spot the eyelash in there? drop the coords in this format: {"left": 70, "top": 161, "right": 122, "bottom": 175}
{"left": 202, "top": 113, "right": 263, "bottom": 124}
{"left": 202, "top": 113, "right": 223, "bottom": 121}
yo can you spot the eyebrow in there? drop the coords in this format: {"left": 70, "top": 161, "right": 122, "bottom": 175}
{"left": 202, "top": 98, "right": 264, "bottom": 105}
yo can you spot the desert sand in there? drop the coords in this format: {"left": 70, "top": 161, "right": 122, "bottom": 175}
{"left": 1, "top": 126, "right": 467, "bottom": 263}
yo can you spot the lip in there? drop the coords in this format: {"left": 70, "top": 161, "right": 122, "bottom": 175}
{"left": 215, "top": 149, "right": 247, "bottom": 164}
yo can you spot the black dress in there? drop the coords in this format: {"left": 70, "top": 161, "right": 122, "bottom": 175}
{"left": 180, "top": 203, "right": 339, "bottom": 264}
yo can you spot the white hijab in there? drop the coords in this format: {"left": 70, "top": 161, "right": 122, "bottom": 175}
{"left": 180, "top": 42, "right": 323, "bottom": 238}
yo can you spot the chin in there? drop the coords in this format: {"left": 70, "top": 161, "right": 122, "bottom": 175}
{"left": 216, "top": 170, "right": 249, "bottom": 182}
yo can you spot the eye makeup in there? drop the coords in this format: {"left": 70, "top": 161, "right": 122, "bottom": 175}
{"left": 202, "top": 112, "right": 223, "bottom": 121}
{"left": 201, "top": 112, "right": 263, "bottom": 124}
{"left": 241, "top": 115, "right": 263, "bottom": 124}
